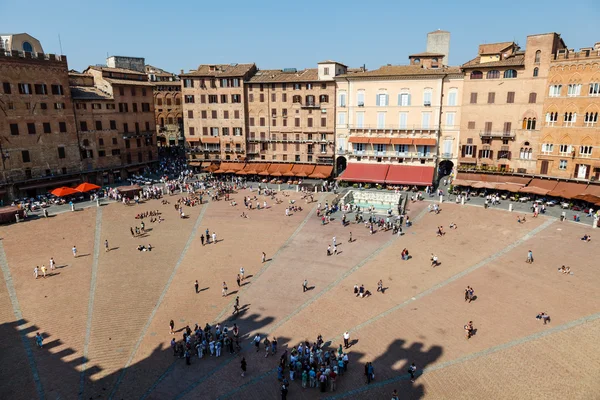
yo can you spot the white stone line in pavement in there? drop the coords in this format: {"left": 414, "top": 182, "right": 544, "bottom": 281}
{"left": 324, "top": 311, "right": 600, "bottom": 399}
{"left": 107, "top": 202, "right": 209, "bottom": 400}
{"left": 174, "top": 205, "right": 432, "bottom": 400}
{"left": 216, "top": 215, "right": 555, "bottom": 399}
{"left": 0, "top": 241, "right": 45, "bottom": 400}
{"left": 78, "top": 208, "right": 103, "bottom": 399}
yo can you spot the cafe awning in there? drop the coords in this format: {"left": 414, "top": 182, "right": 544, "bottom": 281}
{"left": 369, "top": 138, "right": 391, "bottom": 145}
{"left": 519, "top": 179, "right": 558, "bottom": 195}
{"left": 547, "top": 181, "right": 587, "bottom": 199}
{"left": 412, "top": 138, "right": 437, "bottom": 146}
{"left": 390, "top": 138, "right": 413, "bottom": 145}
{"left": 308, "top": 165, "right": 333, "bottom": 179}
{"left": 348, "top": 136, "right": 370, "bottom": 143}
{"left": 385, "top": 165, "right": 434, "bottom": 186}
{"left": 201, "top": 137, "right": 220, "bottom": 144}
{"left": 337, "top": 163, "right": 389, "bottom": 183}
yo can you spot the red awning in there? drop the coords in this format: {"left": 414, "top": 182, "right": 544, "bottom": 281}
{"left": 258, "top": 163, "right": 273, "bottom": 176}
{"left": 201, "top": 137, "right": 220, "bottom": 144}
{"left": 294, "top": 164, "right": 316, "bottom": 177}
{"left": 519, "top": 178, "right": 558, "bottom": 195}
{"left": 309, "top": 165, "right": 333, "bottom": 179}
{"left": 337, "top": 163, "right": 389, "bottom": 183}
{"left": 390, "top": 138, "right": 413, "bottom": 145}
{"left": 385, "top": 165, "right": 434, "bottom": 186}
{"left": 348, "top": 136, "right": 370, "bottom": 143}
{"left": 547, "top": 181, "right": 587, "bottom": 199}
{"left": 413, "top": 138, "right": 437, "bottom": 146}
{"left": 369, "top": 138, "right": 391, "bottom": 145}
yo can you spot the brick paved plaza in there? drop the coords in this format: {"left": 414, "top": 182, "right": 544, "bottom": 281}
{"left": 0, "top": 189, "right": 599, "bottom": 400}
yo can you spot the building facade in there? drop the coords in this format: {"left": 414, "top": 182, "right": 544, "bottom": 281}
{"left": 537, "top": 43, "right": 600, "bottom": 180}
{"left": 0, "top": 49, "right": 81, "bottom": 200}
{"left": 458, "top": 33, "right": 567, "bottom": 174}
{"left": 334, "top": 62, "right": 463, "bottom": 186}
{"left": 245, "top": 61, "right": 342, "bottom": 167}
{"left": 146, "top": 65, "right": 183, "bottom": 147}
{"left": 180, "top": 64, "right": 257, "bottom": 162}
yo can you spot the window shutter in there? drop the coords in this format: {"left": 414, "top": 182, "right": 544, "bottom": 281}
{"left": 585, "top": 165, "right": 590, "bottom": 179}
{"left": 489, "top": 150, "right": 494, "bottom": 159}
{"left": 461, "top": 145, "right": 466, "bottom": 157}
{"left": 478, "top": 150, "right": 482, "bottom": 158}
{"left": 398, "top": 94, "right": 402, "bottom": 105}
{"left": 407, "top": 94, "right": 411, "bottom": 106}
{"left": 473, "top": 145, "right": 477, "bottom": 156}
{"left": 385, "top": 94, "right": 389, "bottom": 106}
{"left": 574, "top": 164, "right": 579, "bottom": 177}
{"left": 375, "top": 95, "right": 380, "bottom": 106}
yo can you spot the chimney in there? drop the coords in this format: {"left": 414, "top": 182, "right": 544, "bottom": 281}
{"left": 180, "top": 69, "right": 184, "bottom": 74}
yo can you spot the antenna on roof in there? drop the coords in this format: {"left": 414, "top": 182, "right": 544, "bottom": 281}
{"left": 58, "top": 33, "right": 63, "bottom": 55}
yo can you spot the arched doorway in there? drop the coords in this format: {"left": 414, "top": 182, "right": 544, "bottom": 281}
{"left": 438, "top": 160, "right": 454, "bottom": 177}
{"left": 336, "top": 156, "right": 347, "bottom": 176}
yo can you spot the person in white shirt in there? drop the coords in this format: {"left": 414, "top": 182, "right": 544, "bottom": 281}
{"left": 343, "top": 331, "right": 350, "bottom": 348}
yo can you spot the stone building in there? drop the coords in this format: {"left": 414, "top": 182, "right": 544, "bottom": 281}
{"left": 244, "top": 61, "right": 341, "bottom": 173}
{"left": 180, "top": 63, "right": 257, "bottom": 162}
{"left": 0, "top": 33, "right": 44, "bottom": 54}
{"left": 0, "top": 47, "right": 81, "bottom": 200}
{"left": 146, "top": 65, "right": 183, "bottom": 147}
{"left": 458, "top": 33, "right": 567, "bottom": 174}
{"left": 538, "top": 42, "right": 600, "bottom": 181}
{"left": 335, "top": 47, "right": 463, "bottom": 186}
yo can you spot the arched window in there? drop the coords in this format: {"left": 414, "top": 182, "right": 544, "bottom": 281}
{"left": 486, "top": 70, "right": 500, "bottom": 79}
{"left": 534, "top": 50, "right": 541, "bottom": 64}
{"left": 22, "top": 41, "right": 33, "bottom": 52}
{"left": 414, "top": 58, "right": 421, "bottom": 64}
{"left": 523, "top": 118, "right": 536, "bottom": 130}
{"left": 533, "top": 68, "right": 539, "bottom": 77}
{"left": 522, "top": 118, "right": 528, "bottom": 129}
{"left": 470, "top": 71, "right": 483, "bottom": 80}
{"left": 432, "top": 58, "right": 438, "bottom": 63}
{"left": 319, "top": 94, "right": 329, "bottom": 103}
{"left": 504, "top": 69, "right": 518, "bottom": 78}
{"left": 305, "top": 95, "right": 315, "bottom": 105}
{"left": 520, "top": 147, "right": 525, "bottom": 159}
{"left": 292, "top": 95, "right": 302, "bottom": 104}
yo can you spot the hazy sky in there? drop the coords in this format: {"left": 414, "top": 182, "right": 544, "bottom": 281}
{"left": 3, "top": 0, "right": 599, "bottom": 73}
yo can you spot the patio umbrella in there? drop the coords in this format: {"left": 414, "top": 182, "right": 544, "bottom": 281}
{"left": 51, "top": 187, "right": 78, "bottom": 197}
{"left": 75, "top": 182, "right": 101, "bottom": 193}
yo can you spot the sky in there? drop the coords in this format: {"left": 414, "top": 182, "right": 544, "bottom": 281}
{"left": 3, "top": 0, "right": 599, "bottom": 74}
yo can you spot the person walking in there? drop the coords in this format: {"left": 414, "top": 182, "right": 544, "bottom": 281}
{"left": 526, "top": 250, "right": 534, "bottom": 263}
{"left": 194, "top": 280, "right": 199, "bottom": 294}
{"left": 105, "top": 239, "right": 109, "bottom": 252}
{"left": 333, "top": 244, "right": 338, "bottom": 255}
{"left": 236, "top": 274, "right": 241, "bottom": 287}
{"left": 377, "top": 280, "right": 383, "bottom": 293}
{"left": 35, "top": 332, "right": 43, "bottom": 348}
{"left": 232, "top": 296, "right": 240, "bottom": 315}
{"left": 212, "top": 232, "right": 217, "bottom": 244}
{"left": 431, "top": 254, "right": 438, "bottom": 267}
{"left": 205, "top": 228, "right": 210, "bottom": 243}
{"left": 332, "top": 236, "right": 337, "bottom": 246}
{"left": 240, "top": 267, "right": 245, "bottom": 281}
{"left": 263, "top": 337, "right": 271, "bottom": 358}
{"left": 222, "top": 282, "right": 228, "bottom": 297}
{"left": 40, "top": 265, "right": 47, "bottom": 278}
{"left": 262, "top": 252, "right": 266, "bottom": 263}
{"left": 33, "top": 266, "right": 39, "bottom": 279}
{"left": 200, "top": 234, "right": 205, "bottom": 246}
{"left": 303, "top": 279, "right": 308, "bottom": 292}
{"left": 343, "top": 331, "right": 350, "bottom": 349}
{"left": 408, "top": 362, "right": 417, "bottom": 382}
{"left": 49, "top": 257, "right": 56, "bottom": 271}
{"left": 72, "top": 245, "right": 77, "bottom": 258}
{"left": 169, "top": 319, "right": 175, "bottom": 335}
{"left": 392, "top": 389, "right": 400, "bottom": 400}
{"left": 348, "top": 232, "right": 352, "bottom": 243}
{"left": 185, "top": 349, "right": 191, "bottom": 365}
{"left": 253, "top": 334, "right": 261, "bottom": 352}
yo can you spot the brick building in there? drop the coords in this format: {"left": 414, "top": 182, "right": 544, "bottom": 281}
{"left": 458, "top": 33, "right": 567, "bottom": 174}
{"left": 245, "top": 62, "right": 340, "bottom": 172}
{"left": 537, "top": 43, "right": 600, "bottom": 181}
{"left": 180, "top": 63, "right": 257, "bottom": 164}
{"left": 146, "top": 65, "right": 183, "bottom": 147}
{"left": 0, "top": 48, "right": 81, "bottom": 200}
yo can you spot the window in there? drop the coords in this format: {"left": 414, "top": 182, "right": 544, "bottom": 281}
{"left": 106, "top": 103, "right": 115, "bottom": 110}
{"left": 282, "top": 93, "right": 287, "bottom": 102}
{"left": 421, "top": 112, "right": 431, "bottom": 129}
{"left": 377, "top": 112, "right": 386, "bottom": 129}
{"left": 423, "top": 90, "right": 432, "bottom": 106}
{"left": 567, "top": 84, "right": 582, "bottom": 97}
{"left": 468, "top": 121, "right": 475, "bottom": 129}
{"left": 42, "top": 122, "right": 51, "bottom": 133}
{"left": 59, "top": 122, "right": 67, "bottom": 133}
{"left": 470, "top": 71, "right": 483, "bottom": 79}
{"left": 445, "top": 112, "right": 455, "bottom": 128}
{"left": 447, "top": 91, "right": 456, "bottom": 106}
{"left": 564, "top": 112, "right": 576, "bottom": 127}
{"left": 99, "top": 150, "right": 106, "bottom": 157}
{"left": 307, "top": 118, "right": 313, "bottom": 127}
{"left": 260, "top": 117, "right": 265, "bottom": 126}
{"left": 141, "top": 103, "right": 150, "bottom": 112}
{"left": 534, "top": 50, "right": 541, "bottom": 64}
{"left": 463, "top": 145, "right": 474, "bottom": 156}
{"left": 324, "top": 67, "right": 330, "bottom": 76}
{"left": 484, "top": 122, "right": 492, "bottom": 133}
{"left": 123, "top": 123, "right": 129, "bottom": 133}
{"left": 306, "top": 83, "right": 313, "bottom": 90}
{"left": 541, "top": 143, "right": 554, "bottom": 154}
{"left": 51, "top": 84, "right": 64, "bottom": 95}
{"left": 3, "top": 82, "right": 11, "bottom": 94}
{"left": 118, "top": 103, "right": 128, "bottom": 112}
{"left": 95, "top": 121, "right": 103, "bottom": 130}
{"left": 112, "top": 137, "right": 118, "bottom": 145}
{"left": 183, "top": 79, "right": 194, "bottom": 88}
{"left": 224, "top": 110, "right": 229, "bottom": 119}
{"left": 10, "top": 123, "right": 19, "bottom": 135}
{"left": 188, "top": 127, "right": 195, "bottom": 136}
{"left": 222, "top": 127, "right": 229, "bottom": 136}
{"left": 34, "top": 84, "right": 47, "bottom": 94}
{"left": 321, "top": 117, "right": 326, "bottom": 127}
{"left": 321, "top": 143, "right": 327, "bottom": 154}
{"left": 92, "top": 103, "right": 101, "bottom": 110}
{"left": 40, "top": 103, "right": 47, "bottom": 110}
{"left": 199, "top": 110, "right": 206, "bottom": 119}
{"left": 210, "top": 127, "right": 219, "bottom": 136}
{"left": 212, "top": 110, "right": 217, "bottom": 119}
{"left": 249, "top": 117, "right": 255, "bottom": 126}
{"left": 376, "top": 93, "right": 389, "bottom": 106}
{"left": 184, "top": 95, "right": 195, "bottom": 103}
{"left": 18, "top": 83, "right": 32, "bottom": 94}
{"left": 506, "top": 92, "right": 515, "bottom": 103}
{"left": 486, "top": 70, "right": 500, "bottom": 79}
{"left": 529, "top": 93, "right": 537, "bottom": 103}
{"left": 292, "top": 95, "right": 302, "bottom": 103}
{"left": 470, "top": 92, "right": 478, "bottom": 104}
{"left": 357, "top": 91, "right": 365, "bottom": 106}
{"left": 398, "top": 93, "right": 411, "bottom": 106}
{"left": 130, "top": 87, "right": 136, "bottom": 96}
{"left": 584, "top": 112, "right": 598, "bottom": 126}
{"left": 232, "top": 94, "right": 241, "bottom": 103}
{"left": 559, "top": 160, "right": 567, "bottom": 170}
{"left": 110, "top": 120, "right": 117, "bottom": 130}
{"left": 504, "top": 70, "right": 517, "bottom": 78}
{"left": 208, "top": 95, "right": 218, "bottom": 104}
{"left": 487, "top": 92, "right": 495, "bottom": 104}
{"left": 338, "top": 112, "right": 346, "bottom": 125}
{"left": 580, "top": 146, "right": 593, "bottom": 157}
{"left": 295, "top": 118, "right": 300, "bottom": 127}
{"left": 590, "top": 83, "right": 600, "bottom": 96}
{"left": 549, "top": 85, "right": 562, "bottom": 97}
{"left": 533, "top": 68, "right": 539, "bottom": 77}
{"left": 399, "top": 112, "right": 407, "bottom": 129}
{"left": 480, "top": 149, "right": 492, "bottom": 159}
{"left": 319, "top": 94, "right": 329, "bottom": 103}
{"left": 132, "top": 103, "right": 138, "bottom": 112}
{"left": 271, "top": 93, "right": 276, "bottom": 102}
{"left": 21, "top": 150, "right": 31, "bottom": 163}
{"left": 522, "top": 118, "right": 536, "bottom": 130}
{"left": 58, "top": 147, "right": 66, "bottom": 159}
{"left": 234, "top": 127, "right": 242, "bottom": 136}
{"left": 356, "top": 112, "right": 365, "bottom": 128}
{"left": 338, "top": 92, "right": 347, "bottom": 107}
{"left": 503, "top": 122, "right": 512, "bottom": 133}
{"left": 112, "top": 149, "right": 121, "bottom": 156}
{"left": 559, "top": 144, "right": 572, "bottom": 155}
{"left": 519, "top": 148, "right": 532, "bottom": 160}
{"left": 306, "top": 95, "right": 316, "bottom": 105}
{"left": 546, "top": 112, "right": 558, "bottom": 126}
{"left": 293, "top": 83, "right": 301, "bottom": 90}
{"left": 27, "top": 123, "right": 36, "bottom": 134}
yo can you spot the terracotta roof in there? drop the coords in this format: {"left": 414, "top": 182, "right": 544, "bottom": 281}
{"left": 88, "top": 66, "right": 147, "bottom": 75}
{"left": 338, "top": 65, "right": 461, "bottom": 79}
{"left": 249, "top": 68, "right": 321, "bottom": 83}
{"left": 104, "top": 78, "right": 156, "bottom": 87}
{"left": 318, "top": 60, "right": 347, "bottom": 66}
{"left": 70, "top": 86, "right": 113, "bottom": 100}
{"left": 145, "top": 64, "right": 175, "bottom": 76}
{"left": 478, "top": 42, "right": 514, "bottom": 55}
{"left": 68, "top": 70, "right": 87, "bottom": 77}
{"left": 181, "top": 63, "right": 255, "bottom": 78}
{"left": 409, "top": 52, "right": 445, "bottom": 57}
{"left": 462, "top": 54, "right": 525, "bottom": 69}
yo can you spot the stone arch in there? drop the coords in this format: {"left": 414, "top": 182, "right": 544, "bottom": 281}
{"left": 542, "top": 135, "right": 554, "bottom": 143}
{"left": 568, "top": 72, "right": 583, "bottom": 83}
{"left": 559, "top": 134, "right": 572, "bottom": 144}
{"left": 522, "top": 109, "right": 537, "bottom": 118}
{"left": 564, "top": 102, "right": 579, "bottom": 113}
{"left": 581, "top": 136, "right": 593, "bottom": 145}
{"left": 548, "top": 73, "right": 563, "bottom": 84}
{"left": 584, "top": 103, "right": 600, "bottom": 113}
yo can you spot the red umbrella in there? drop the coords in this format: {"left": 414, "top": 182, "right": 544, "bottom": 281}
{"left": 75, "top": 182, "right": 101, "bottom": 193}
{"left": 51, "top": 187, "right": 78, "bottom": 197}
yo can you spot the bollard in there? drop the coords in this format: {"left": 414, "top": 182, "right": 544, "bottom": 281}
{"left": 461, "top": 197, "right": 465, "bottom": 205}
{"left": 439, "top": 195, "right": 443, "bottom": 204}
{"left": 296, "top": 185, "right": 299, "bottom": 192}
{"left": 508, "top": 203, "right": 513, "bottom": 212}
{"left": 96, "top": 198, "right": 100, "bottom": 207}
{"left": 15, "top": 213, "right": 20, "bottom": 223}
{"left": 314, "top": 186, "right": 318, "bottom": 193}
{"left": 594, "top": 217, "right": 598, "bottom": 229}
{"left": 278, "top": 184, "right": 281, "bottom": 192}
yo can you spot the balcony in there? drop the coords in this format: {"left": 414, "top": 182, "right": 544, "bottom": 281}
{"left": 202, "top": 147, "right": 221, "bottom": 153}
{"left": 349, "top": 124, "right": 439, "bottom": 134}
{"left": 234, "top": 148, "right": 245, "bottom": 153}
{"left": 479, "top": 131, "right": 515, "bottom": 139}
{"left": 301, "top": 102, "right": 320, "bottom": 109}
{"left": 441, "top": 152, "right": 453, "bottom": 159}
{"left": 352, "top": 150, "right": 434, "bottom": 159}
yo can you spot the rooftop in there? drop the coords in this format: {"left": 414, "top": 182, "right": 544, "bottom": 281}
{"left": 88, "top": 65, "right": 147, "bottom": 76}
{"left": 248, "top": 68, "right": 322, "bottom": 83}
{"left": 181, "top": 63, "right": 256, "bottom": 78}
{"left": 409, "top": 52, "right": 445, "bottom": 58}
{"left": 104, "top": 78, "right": 156, "bottom": 87}
{"left": 317, "top": 60, "right": 347, "bottom": 66}
{"left": 70, "top": 86, "right": 113, "bottom": 100}
{"left": 478, "top": 41, "right": 515, "bottom": 55}
{"left": 337, "top": 65, "right": 461, "bottom": 79}
{"left": 462, "top": 53, "right": 525, "bottom": 69}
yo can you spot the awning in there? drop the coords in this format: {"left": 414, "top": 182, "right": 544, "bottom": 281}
{"left": 188, "top": 161, "right": 201, "bottom": 167}
{"left": 201, "top": 137, "right": 220, "bottom": 144}
{"left": 225, "top": 163, "right": 246, "bottom": 173}
{"left": 265, "top": 163, "right": 293, "bottom": 177}
{"left": 495, "top": 183, "right": 525, "bottom": 192}
{"left": 187, "top": 137, "right": 201, "bottom": 143}
{"left": 258, "top": 163, "right": 273, "bottom": 176}
{"left": 293, "top": 164, "right": 316, "bottom": 177}
{"left": 451, "top": 179, "right": 475, "bottom": 187}
{"left": 471, "top": 181, "right": 497, "bottom": 189}
{"left": 369, "top": 138, "right": 391, "bottom": 145}
{"left": 547, "top": 181, "right": 587, "bottom": 199}
{"left": 308, "top": 165, "right": 333, "bottom": 179}
{"left": 348, "top": 136, "right": 370, "bottom": 143}
{"left": 503, "top": 176, "right": 531, "bottom": 185}
{"left": 582, "top": 184, "right": 600, "bottom": 197}
{"left": 385, "top": 165, "right": 434, "bottom": 186}
{"left": 337, "top": 163, "right": 389, "bottom": 183}
{"left": 390, "top": 138, "right": 413, "bottom": 145}
{"left": 519, "top": 178, "right": 558, "bottom": 195}
{"left": 241, "top": 163, "right": 269, "bottom": 175}
{"left": 413, "top": 138, "right": 437, "bottom": 146}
